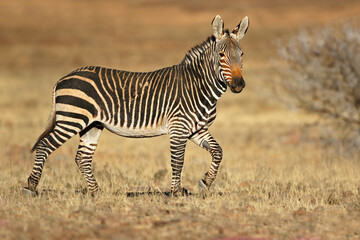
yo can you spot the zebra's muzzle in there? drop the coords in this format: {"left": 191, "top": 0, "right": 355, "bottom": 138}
{"left": 229, "top": 75, "right": 245, "bottom": 93}
{"left": 228, "top": 65, "right": 245, "bottom": 93}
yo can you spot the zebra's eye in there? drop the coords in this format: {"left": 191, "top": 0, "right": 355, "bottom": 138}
{"left": 219, "top": 52, "right": 225, "bottom": 57}
{"left": 241, "top": 52, "right": 244, "bottom": 56}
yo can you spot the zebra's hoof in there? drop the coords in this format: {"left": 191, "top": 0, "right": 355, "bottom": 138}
{"left": 22, "top": 187, "right": 38, "bottom": 197}
{"left": 198, "top": 179, "right": 208, "bottom": 191}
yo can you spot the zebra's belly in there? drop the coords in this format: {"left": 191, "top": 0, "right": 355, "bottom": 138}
{"left": 103, "top": 123, "right": 168, "bottom": 138}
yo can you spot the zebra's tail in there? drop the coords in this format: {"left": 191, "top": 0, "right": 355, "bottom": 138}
{"left": 31, "top": 86, "right": 57, "bottom": 153}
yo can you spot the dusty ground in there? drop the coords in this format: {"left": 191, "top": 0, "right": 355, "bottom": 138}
{"left": 0, "top": 0, "right": 359, "bottom": 239}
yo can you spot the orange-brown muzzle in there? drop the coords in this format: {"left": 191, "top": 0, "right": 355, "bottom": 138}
{"left": 229, "top": 66, "right": 245, "bottom": 93}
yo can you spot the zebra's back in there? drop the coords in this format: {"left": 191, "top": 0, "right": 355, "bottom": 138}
{"left": 55, "top": 66, "right": 179, "bottom": 137}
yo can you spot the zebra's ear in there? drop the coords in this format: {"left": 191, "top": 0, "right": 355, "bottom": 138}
{"left": 232, "top": 16, "right": 249, "bottom": 40}
{"left": 212, "top": 15, "right": 224, "bottom": 40}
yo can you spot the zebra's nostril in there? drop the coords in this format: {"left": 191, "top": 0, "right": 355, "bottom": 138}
{"left": 232, "top": 76, "right": 243, "bottom": 85}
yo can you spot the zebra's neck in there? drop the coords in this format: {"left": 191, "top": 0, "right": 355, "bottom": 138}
{"left": 181, "top": 36, "right": 227, "bottom": 105}
{"left": 182, "top": 36, "right": 216, "bottom": 65}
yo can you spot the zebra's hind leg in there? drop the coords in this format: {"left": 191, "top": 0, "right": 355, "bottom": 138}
{"left": 26, "top": 124, "right": 78, "bottom": 194}
{"left": 75, "top": 122, "right": 103, "bottom": 195}
{"left": 169, "top": 129, "right": 189, "bottom": 196}
{"left": 190, "top": 129, "right": 223, "bottom": 191}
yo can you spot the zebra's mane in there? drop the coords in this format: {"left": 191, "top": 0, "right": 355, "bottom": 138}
{"left": 181, "top": 35, "right": 216, "bottom": 65}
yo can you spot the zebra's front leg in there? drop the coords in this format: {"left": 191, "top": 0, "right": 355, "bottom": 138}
{"left": 191, "top": 130, "right": 223, "bottom": 191}
{"left": 75, "top": 124, "right": 103, "bottom": 195}
{"left": 169, "top": 134, "right": 188, "bottom": 196}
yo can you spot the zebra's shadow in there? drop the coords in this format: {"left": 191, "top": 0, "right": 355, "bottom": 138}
{"left": 22, "top": 187, "right": 191, "bottom": 197}
{"left": 23, "top": 187, "right": 227, "bottom": 198}
{"left": 124, "top": 190, "right": 196, "bottom": 197}
{"left": 125, "top": 191, "right": 229, "bottom": 198}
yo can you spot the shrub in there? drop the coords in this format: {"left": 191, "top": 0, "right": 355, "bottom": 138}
{"left": 272, "top": 20, "right": 360, "bottom": 150}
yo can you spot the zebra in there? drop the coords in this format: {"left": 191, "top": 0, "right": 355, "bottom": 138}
{"left": 24, "top": 15, "right": 249, "bottom": 196}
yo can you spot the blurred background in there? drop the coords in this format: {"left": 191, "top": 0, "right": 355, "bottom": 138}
{"left": 0, "top": 0, "right": 359, "bottom": 178}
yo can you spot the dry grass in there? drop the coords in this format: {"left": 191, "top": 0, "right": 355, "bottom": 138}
{"left": 0, "top": 0, "right": 360, "bottom": 239}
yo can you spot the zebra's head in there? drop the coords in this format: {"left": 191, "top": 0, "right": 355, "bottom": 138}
{"left": 212, "top": 15, "right": 249, "bottom": 93}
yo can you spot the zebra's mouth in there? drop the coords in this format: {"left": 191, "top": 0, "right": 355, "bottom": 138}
{"left": 229, "top": 85, "right": 244, "bottom": 93}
